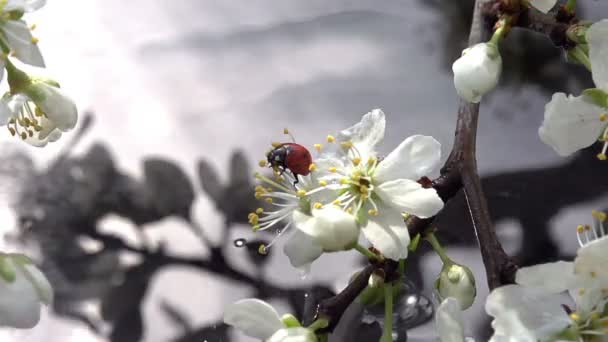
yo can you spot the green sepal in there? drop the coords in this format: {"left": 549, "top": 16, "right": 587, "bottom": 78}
{"left": 0, "top": 256, "right": 16, "bottom": 283}
{"left": 408, "top": 233, "right": 421, "bottom": 252}
{"left": 583, "top": 88, "right": 608, "bottom": 108}
{"left": 7, "top": 9, "right": 23, "bottom": 20}
{"left": 281, "top": 314, "right": 302, "bottom": 328}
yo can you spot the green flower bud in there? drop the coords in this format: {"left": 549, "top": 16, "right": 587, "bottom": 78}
{"left": 435, "top": 262, "right": 476, "bottom": 310}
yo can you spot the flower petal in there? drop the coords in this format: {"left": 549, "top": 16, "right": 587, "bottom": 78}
{"left": 538, "top": 93, "right": 604, "bottom": 156}
{"left": 4, "top": 0, "right": 46, "bottom": 11}
{"left": 485, "top": 285, "right": 570, "bottom": 341}
{"left": 284, "top": 219, "right": 323, "bottom": 268}
{"left": 2, "top": 21, "right": 44, "bottom": 67}
{"left": 19, "top": 263, "right": 52, "bottom": 305}
{"left": 436, "top": 298, "right": 465, "bottom": 342}
{"left": 337, "top": 109, "right": 385, "bottom": 160}
{"left": 0, "top": 98, "right": 12, "bottom": 126}
{"left": 374, "top": 135, "right": 441, "bottom": 183}
{"left": 223, "top": 298, "right": 284, "bottom": 340}
{"left": 588, "top": 19, "right": 608, "bottom": 91}
{"left": 267, "top": 327, "right": 318, "bottom": 342}
{"left": 452, "top": 43, "right": 501, "bottom": 103}
{"left": 361, "top": 207, "right": 409, "bottom": 260}
{"left": 528, "top": 0, "right": 558, "bottom": 13}
{"left": 33, "top": 84, "right": 78, "bottom": 131}
{"left": 295, "top": 206, "right": 359, "bottom": 252}
{"left": 515, "top": 261, "right": 580, "bottom": 293}
{"left": 375, "top": 179, "right": 443, "bottom": 218}
{"left": 574, "top": 235, "right": 608, "bottom": 284}
{"left": 569, "top": 287, "right": 604, "bottom": 316}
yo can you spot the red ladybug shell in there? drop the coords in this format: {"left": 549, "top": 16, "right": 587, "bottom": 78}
{"left": 283, "top": 143, "right": 312, "bottom": 176}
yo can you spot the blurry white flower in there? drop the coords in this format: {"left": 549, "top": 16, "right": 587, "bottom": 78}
{"left": 224, "top": 299, "right": 317, "bottom": 342}
{"left": 313, "top": 109, "right": 443, "bottom": 260}
{"left": 0, "top": 253, "right": 53, "bottom": 329}
{"left": 486, "top": 211, "right": 608, "bottom": 341}
{"left": 435, "top": 298, "right": 475, "bottom": 342}
{"left": 435, "top": 263, "right": 477, "bottom": 310}
{"left": 0, "top": 0, "right": 46, "bottom": 67}
{"left": 528, "top": 0, "right": 558, "bottom": 13}
{"left": 539, "top": 20, "right": 608, "bottom": 158}
{"left": 452, "top": 42, "right": 502, "bottom": 103}
{"left": 0, "top": 77, "right": 77, "bottom": 146}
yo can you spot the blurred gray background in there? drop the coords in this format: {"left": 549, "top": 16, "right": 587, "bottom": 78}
{"left": 0, "top": 0, "right": 607, "bottom": 341}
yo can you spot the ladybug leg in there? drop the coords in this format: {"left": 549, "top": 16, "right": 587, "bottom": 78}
{"left": 292, "top": 172, "right": 300, "bottom": 186}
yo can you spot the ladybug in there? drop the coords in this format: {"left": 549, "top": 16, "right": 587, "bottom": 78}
{"left": 267, "top": 143, "right": 312, "bottom": 184}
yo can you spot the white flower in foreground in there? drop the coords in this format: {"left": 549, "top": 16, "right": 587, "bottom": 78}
{"left": 0, "top": 0, "right": 46, "bottom": 67}
{"left": 435, "top": 298, "right": 475, "bottom": 342}
{"left": 452, "top": 42, "right": 502, "bottom": 103}
{"left": 0, "top": 253, "right": 53, "bottom": 329}
{"left": 312, "top": 109, "right": 443, "bottom": 260}
{"left": 0, "top": 78, "right": 78, "bottom": 146}
{"left": 539, "top": 19, "right": 608, "bottom": 158}
{"left": 528, "top": 0, "right": 558, "bottom": 13}
{"left": 436, "top": 263, "right": 477, "bottom": 310}
{"left": 224, "top": 299, "right": 317, "bottom": 342}
{"left": 486, "top": 211, "right": 608, "bottom": 341}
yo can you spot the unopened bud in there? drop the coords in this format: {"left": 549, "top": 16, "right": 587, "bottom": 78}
{"left": 435, "top": 262, "right": 476, "bottom": 310}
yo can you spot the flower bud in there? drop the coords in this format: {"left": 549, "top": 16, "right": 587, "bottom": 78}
{"left": 435, "top": 262, "right": 476, "bottom": 310}
{"left": 452, "top": 42, "right": 502, "bottom": 103}
{"left": 267, "top": 327, "right": 318, "bottom": 342}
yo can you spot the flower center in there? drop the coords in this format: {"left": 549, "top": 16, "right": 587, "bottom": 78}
{"left": 6, "top": 100, "right": 46, "bottom": 140}
{"left": 576, "top": 210, "right": 607, "bottom": 247}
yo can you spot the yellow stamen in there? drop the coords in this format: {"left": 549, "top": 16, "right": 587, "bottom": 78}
{"left": 20, "top": 132, "right": 26, "bottom": 140}
{"left": 598, "top": 153, "right": 607, "bottom": 161}
{"left": 340, "top": 141, "right": 353, "bottom": 149}
{"left": 346, "top": 207, "right": 353, "bottom": 214}
{"left": 577, "top": 224, "right": 586, "bottom": 233}
{"left": 265, "top": 198, "right": 273, "bottom": 204}
{"left": 297, "top": 189, "right": 307, "bottom": 197}
{"left": 8, "top": 127, "right": 15, "bottom": 136}
{"left": 326, "top": 135, "right": 335, "bottom": 143}
{"left": 283, "top": 128, "right": 289, "bottom": 134}
{"left": 248, "top": 213, "right": 259, "bottom": 225}
{"left": 319, "top": 180, "right": 328, "bottom": 186}
{"left": 368, "top": 209, "right": 378, "bottom": 216}
{"left": 258, "top": 244, "right": 268, "bottom": 255}
{"left": 30, "top": 37, "right": 39, "bottom": 44}
{"left": 271, "top": 142, "right": 281, "bottom": 148}
{"left": 259, "top": 160, "right": 267, "bottom": 167}
{"left": 313, "top": 202, "right": 323, "bottom": 209}
{"left": 329, "top": 167, "right": 337, "bottom": 173}
{"left": 30, "top": 24, "right": 36, "bottom": 30}
{"left": 592, "top": 210, "right": 607, "bottom": 222}
{"left": 308, "top": 163, "right": 317, "bottom": 172}
{"left": 600, "top": 113, "right": 608, "bottom": 122}
{"left": 367, "top": 156, "right": 377, "bottom": 166}
{"left": 340, "top": 177, "right": 349, "bottom": 185}
{"left": 256, "top": 208, "right": 264, "bottom": 214}
{"left": 332, "top": 199, "right": 341, "bottom": 205}
{"left": 570, "top": 313, "right": 580, "bottom": 321}
{"left": 352, "top": 157, "right": 361, "bottom": 166}
{"left": 314, "top": 143, "right": 322, "bottom": 152}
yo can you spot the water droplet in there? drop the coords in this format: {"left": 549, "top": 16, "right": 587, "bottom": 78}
{"left": 233, "top": 238, "right": 247, "bottom": 247}
{"left": 297, "top": 265, "right": 311, "bottom": 279}
{"left": 304, "top": 293, "right": 309, "bottom": 298}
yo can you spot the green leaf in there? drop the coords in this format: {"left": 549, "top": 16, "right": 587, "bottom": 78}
{"left": 583, "top": 88, "right": 608, "bottom": 108}
{"left": 281, "top": 314, "right": 302, "bottom": 328}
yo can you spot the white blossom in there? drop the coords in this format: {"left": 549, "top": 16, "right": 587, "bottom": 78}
{"left": 538, "top": 20, "right": 608, "bottom": 158}
{"left": 486, "top": 211, "right": 608, "bottom": 341}
{"left": 452, "top": 42, "right": 502, "bottom": 103}
{"left": 435, "top": 298, "right": 475, "bottom": 342}
{"left": 311, "top": 109, "right": 443, "bottom": 260}
{"left": 224, "top": 299, "right": 317, "bottom": 342}
{"left": 528, "top": 0, "right": 558, "bottom": 13}
{"left": 0, "top": 0, "right": 46, "bottom": 67}
{"left": 0, "top": 79, "right": 78, "bottom": 146}
{"left": 0, "top": 253, "right": 53, "bottom": 329}
{"left": 436, "top": 263, "right": 477, "bottom": 310}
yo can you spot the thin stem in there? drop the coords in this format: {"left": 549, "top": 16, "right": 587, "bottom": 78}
{"left": 569, "top": 45, "right": 592, "bottom": 71}
{"left": 308, "top": 318, "right": 329, "bottom": 331}
{"left": 425, "top": 232, "right": 451, "bottom": 265}
{"left": 354, "top": 243, "right": 380, "bottom": 261}
{"left": 380, "top": 282, "right": 394, "bottom": 342}
{"left": 489, "top": 16, "right": 510, "bottom": 46}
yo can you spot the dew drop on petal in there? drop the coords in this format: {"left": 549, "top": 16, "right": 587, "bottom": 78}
{"left": 233, "top": 238, "right": 247, "bottom": 247}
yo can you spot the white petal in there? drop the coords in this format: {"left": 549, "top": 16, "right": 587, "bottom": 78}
{"left": 267, "top": 327, "right": 318, "bottom": 342}
{"left": 0, "top": 98, "right": 12, "bottom": 126}
{"left": 19, "top": 263, "right": 52, "bottom": 305}
{"left": 538, "top": 93, "right": 604, "bottom": 156}
{"left": 295, "top": 206, "right": 358, "bottom": 252}
{"left": 588, "top": 19, "right": 608, "bottom": 90}
{"left": 569, "top": 287, "right": 604, "bottom": 316}
{"left": 361, "top": 207, "right": 409, "bottom": 260}
{"left": 223, "top": 299, "right": 284, "bottom": 340}
{"left": 452, "top": 43, "right": 501, "bottom": 103}
{"left": 24, "top": 0, "right": 45, "bottom": 11}
{"left": 485, "top": 285, "right": 570, "bottom": 341}
{"left": 375, "top": 179, "right": 443, "bottom": 218}
{"left": 374, "top": 135, "right": 441, "bottom": 183}
{"left": 515, "top": 261, "right": 580, "bottom": 293}
{"left": 34, "top": 84, "right": 78, "bottom": 131}
{"left": 337, "top": 109, "right": 385, "bottom": 160}
{"left": 528, "top": 0, "right": 558, "bottom": 13}
{"left": 2, "top": 20, "right": 44, "bottom": 67}
{"left": 574, "top": 235, "right": 608, "bottom": 284}
{"left": 4, "top": 0, "right": 45, "bottom": 11}
{"left": 436, "top": 298, "right": 465, "bottom": 342}
{"left": 283, "top": 230, "right": 323, "bottom": 268}
{"left": 0, "top": 259, "right": 43, "bottom": 329}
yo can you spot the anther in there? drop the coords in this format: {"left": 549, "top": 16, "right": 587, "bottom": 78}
{"left": 598, "top": 153, "right": 607, "bottom": 161}
{"left": 600, "top": 113, "right": 608, "bottom": 122}
{"left": 259, "top": 160, "right": 267, "bottom": 167}
{"left": 258, "top": 244, "right": 268, "bottom": 255}
{"left": 8, "top": 127, "right": 15, "bottom": 136}
{"left": 570, "top": 312, "right": 580, "bottom": 321}
{"left": 368, "top": 209, "right": 378, "bottom": 216}
{"left": 340, "top": 177, "right": 349, "bottom": 185}
{"left": 367, "top": 157, "right": 376, "bottom": 166}
{"left": 28, "top": 130, "right": 33, "bottom": 137}
{"left": 577, "top": 224, "right": 586, "bottom": 233}
{"left": 340, "top": 141, "right": 353, "bottom": 149}
{"left": 271, "top": 142, "right": 281, "bottom": 148}
{"left": 308, "top": 163, "right": 317, "bottom": 172}
{"left": 265, "top": 198, "right": 273, "bottom": 204}
{"left": 592, "top": 210, "right": 607, "bottom": 222}
{"left": 329, "top": 167, "right": 337, "bottom": 173}
{"left": 30, "top": 24, "right": 36, "bottom": 30}
{"left": 313, "top": 202, "right": 323, "bottom": 209}
{"left": 314, "top": 143, "right": 322, "bottom": 151}
{"left": 20, "top": 132, "right": 26, "bottom": 140}
{"left": 326, "top": 135, "right": 335, "bottom": 143}
{"left": 283, "top": 128, "right": 289, "bottom": 134}
{"left": 256, "top": 208, "right": 264, "bottom": 214}
{"left": 31, "top": 37, "right": 39, "bottom": 44}
{"left": 296, "top": 189, "right": 307, "bottom": 197}
{"left": 352, "top": 157, "right": 361, "bottom": 166}
{"left": 319, "top": 180, "right": 328, "bottom": 186}
{"left": 332, "top": 199, "right": 341, "bottom": 206}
